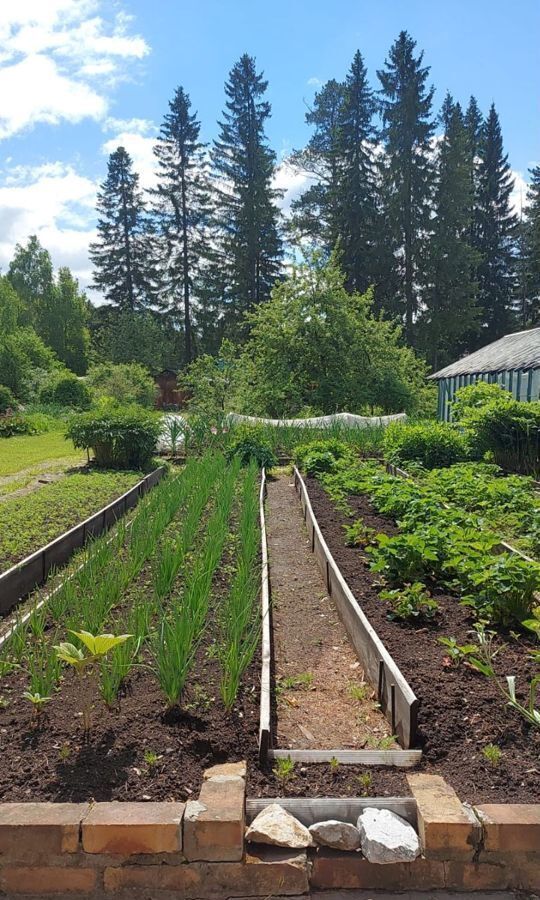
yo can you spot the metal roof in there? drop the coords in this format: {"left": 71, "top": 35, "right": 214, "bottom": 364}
{"left": 429, "top": 327, "right": 540, "bottom": 379}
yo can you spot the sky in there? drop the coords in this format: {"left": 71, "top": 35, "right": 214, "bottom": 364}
{"left": 0, "top": 0, "right": 538, "bottom": 299}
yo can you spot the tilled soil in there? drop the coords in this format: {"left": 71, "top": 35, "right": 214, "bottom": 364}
{"left": 266, "top": 474, "right": 394, "bottom": 750}
{"left": 306, "top": 476, "right": 540, "bottom": 804}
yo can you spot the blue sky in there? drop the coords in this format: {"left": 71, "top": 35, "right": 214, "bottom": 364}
{"left": 0, "top": 0, "right": 538, "bottom": 295}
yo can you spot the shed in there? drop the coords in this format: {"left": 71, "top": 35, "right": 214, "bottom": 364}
{"left": 430, "top": 327, "right": 540, "bottom": 421}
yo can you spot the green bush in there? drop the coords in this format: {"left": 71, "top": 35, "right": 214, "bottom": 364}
{"left": 462, "top": 400, "right": 540, "bottom": 475}
{"left": 0, "top": 414, "right": 45, "bottom": 438}
{"left": 383, "top": 421, "right": 469, "bottom": 469}
{"left": 40, "top": 373, "right": 91, "bottom": 409}
{"left": 225, "top": 427, "right": 277, "bottom": 469}
{"left": 294, "top": 439, "right": 354, "bottom": 473}
{"left": 0, "top": 328, "right": 60, "bottom": 400}
{"left": 87, "top": 363, "right": 157, "bottom": 408}
{"left": 0, "top": 385, "right": 16, "bottom": 414}
{"left": 452, "top": 381, "right": 512, "bottom": 422}
{"left": 67, "top": 407, "right": 161, "bottom": 469}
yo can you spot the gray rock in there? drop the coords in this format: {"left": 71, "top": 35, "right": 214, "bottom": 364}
{"left": 245, "top": 804, "right": 314, "bottom": 848}
{"left": 357, "top": 808, "right": 420, "bottom": 864}
{"left": 309, "top": 819, "right": 361, "bottom": 851}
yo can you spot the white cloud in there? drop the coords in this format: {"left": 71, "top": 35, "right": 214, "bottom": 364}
{"left": 273, "top": 160, "right": 311, "bottom": 214}
{"left": 510, "top": 169, "right": 529, "bottom": 218}
{"left": 0, "top": 1, "right": 149, "bottom": 138}
{"left": 102, "top": 130, "right": 158, "bottom": 190}
{"left": 307, "top": 76, "right": 322, "bottom": 88}
{"left": 0, "top": 161, "right": 97, "bottom": 290}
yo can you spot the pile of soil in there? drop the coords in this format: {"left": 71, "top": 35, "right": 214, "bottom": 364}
{"left": 306, "top": 476, "right": 540, "bottom": 804}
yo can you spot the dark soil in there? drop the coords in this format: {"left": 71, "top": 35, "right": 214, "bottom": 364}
{"left": 306, "top": 476, "right": 540, "bottom": 804}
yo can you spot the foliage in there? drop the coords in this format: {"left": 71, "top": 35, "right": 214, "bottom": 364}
{"left": 459, "top": 397, "right": 540, "bottom": 475}
{"left": 40, "top": 373, "right": 91, "bottom": 409}
{"left": 89, "top": 306, "right": 181, "bottom": 373}
{"left": 379, "top": 582, "right": 439, "bottom": 621}
{"left": 0, "top": 327, "right": 60, "bottom": 401}
{"left": 0, "top": 414, "right": 41, "bottom": 438}
{"left": 0, "top": 386, "right": 16, "bottom": 414}
{"left": 0, "top": 470, "right": 140, "bottom": 569}
{"left": 383, "top": 421, "right": 469, "bottom": 469}
{"left": 236, "top": 254, "right": 427, "bottom": 417}
{"left": 343, "top": 519, "right": 376, "bottom": 547}
{"left": 182, "top": 340, "right": 238, "bottom": 414}
{"left": 225, "top": 427, "right": 277, "bottom": 469}
{"left": 452, "top": 381, "right": 512, "bottom": 422}
{"left": 87, "top": 362, "right": 157, "bottom": 408}
{"left": 294, "top": 439, "right": 354, "bottom": 474}
{"left": 68, "top": 407, "right": 161, "bottom": 469}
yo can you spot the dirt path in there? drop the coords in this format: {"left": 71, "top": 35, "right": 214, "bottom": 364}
{"left": 266, "top": 472, "right": 394, "bottom": 751}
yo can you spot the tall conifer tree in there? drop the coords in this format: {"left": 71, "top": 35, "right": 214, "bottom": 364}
{"left": 338, "top": 50, "right": 379, "bottom": 294}
{"left": 289, "top": 79, "right": 345, "bottom": 248}
{"left": 421, "top": 97, "right": 480, "bottom": 368}
{"left": 475, "top": 104, "right": 517, "bottom": 342}
{"left": 211, "top": 54, "right": 282, "bottom": 334}
{"left": 517, "top": 165, "right": 540, "bottom": 327}
{"left": 151, "top": 87, "right": 210, "bottom": 363}
{"left": 377, "top": 31, "right": 435, "bottom": 341}
{"left": 90, "top": 147, "right": 149, "bottom": 311}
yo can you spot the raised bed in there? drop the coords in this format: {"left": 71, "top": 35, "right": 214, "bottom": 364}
{"left": 0, "top": 466, "right": 166, "bottom": 615}
{"left": 292, "top": 466, "right": 420, "bottom": 750}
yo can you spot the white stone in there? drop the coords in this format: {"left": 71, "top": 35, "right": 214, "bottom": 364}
{"left": 245, "top": 804, "right": 314, "bottom": 848}
{"left": 309, "top": 819, "right": 361, "bottom": 851}
{"left": 357, "top": 808, "right": 420, "bottom": 864}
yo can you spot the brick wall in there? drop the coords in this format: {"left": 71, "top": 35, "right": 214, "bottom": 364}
{"left": 0, "top": 767, "right": 538, "bottom": 897}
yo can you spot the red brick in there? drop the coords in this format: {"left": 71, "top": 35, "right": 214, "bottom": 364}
{"left": 476, "top": 803, "right": 540, "bottom": 853}
{"left": 82, "top": 801, "right": 184, "bottom": 854}
{"left": 104, "top": 847, "right": 308, "bottom": 896}
{"left": 310, "top": 850, "right": 445, "bottom": 890}
{"left": 407, "top": 773, "right": 480, "bottom": 859}
{"left": 183, "top": 773, "right": 245, "bottom": 861}
{"left": 1, "top": 866, "right": 96, "bottom": 894}
{"left": 0, "top": 803, "right": 87, "bottom": 860}
{"left": 444, "top": 860, "right": 510, "bottom": 891}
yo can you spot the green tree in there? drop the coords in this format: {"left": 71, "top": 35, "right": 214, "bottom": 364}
{"left": 89, "top": 306, "right": 181, "bottom": 372}
{"left": 0, "top": 328, "right": 59, "bottom": 400}
{"left": 211, "top": 54, "right": 282, "bottom": 335}
{"left": 475, "top": 104, "right": 517, "bottom": 342}
{"left": 47, "top": 268, "right": 90, "bottom": 374}
{"left": 420, "top": 97, "right": 480, "bottom": 368}
{"left": 235, "top": 253, "right": 427, "bottom": 417}
{"left": 7, "top": 235, "right": 55, "bottom": 330}
{"left": 0, "top": 276, "right": 22, "bottom": 334}
{"left": 151, "top": 86, "right": 211, "bottom": 363}
{"left": 289, "top": 79, "right": 345, "bottom": 248}
{"left": 90, "top": 147, "right": 150, "bottom": 311}
{"left": 338, "top": 50, "right": 379, "bottom": 294}
{"left": 377, "top": 31, "right": 435, "bottom": 341}
{"left": 517, "top": 165, "right": 540, "bottom": 327}
{"left": 87, "top": 362, "right": 157, "bottom": 408}
{"left": 181, "top": 339, "right": 238, "bottom": 414}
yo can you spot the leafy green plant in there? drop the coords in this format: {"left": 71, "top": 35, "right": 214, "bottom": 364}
{"left": 329, "top": 755, "right": 340, "bottom": 774}
{"left": 343, "top": 520, "right": 376, "bottom": 548}
{"left": 68, "top": 406, "right": 161, "bottom": 469}
{"left": 272, "top": 755, "right": 295, "bottom": 784}
{"left": 225, "top": 429, "right": 277, "bottom": 469}
{"left": 438, "top": 636, "right": 480, "bottom": 666}
{"left": 523, "top": 606, "right": 540, "bottom": 640}
{"left": 482, "top": 743, "right": 502, "bottom": 766}
{"left": 276, "top": 672, "right": 313, "bottom": 695}
{"left": 383, "top": 421, "right": 469, "bottom": 469}
{"left": 356, "top": 771, "right": 373, "bottom": 795}
{"left": 22, "top": 690, "right": 51, "bottom": 721}
{"left": 380, "top": 582, "right": 439, "bottom": 621}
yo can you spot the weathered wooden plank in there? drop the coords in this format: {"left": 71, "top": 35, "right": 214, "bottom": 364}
{"left": 258, "top": 468, "right": 272, "bottom": 762}
{"left": 246, "top": 797, "right": 417, "bottom": 827}
{"left": 268, "top": 748, "right": 422, "bottom": 767}
{"left": 293, "top": 467, "right": 419, "bottom": 749}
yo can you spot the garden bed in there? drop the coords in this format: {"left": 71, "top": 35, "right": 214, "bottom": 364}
{"left": 305, "top": 474, "right": 540, "bottom": 804}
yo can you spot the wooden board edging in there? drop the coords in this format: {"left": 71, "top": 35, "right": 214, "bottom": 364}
{"left": 0, "top": 466, "right": 167, "bottom": 615}
{"left": 293, "top": 467, "right": 419, "bottom": 749}
{"left": 268, "top": 748, "right": 422, "bottom": 767}
{"left": 258, "top": 468, "right": 272, "bottom": 761}
{"left": 246, "top": 796, "right": 417, "bottom": 827}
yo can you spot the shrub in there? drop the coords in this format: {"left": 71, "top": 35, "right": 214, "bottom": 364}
{"left": 0, "top": 328, "right": 59, "bottom": 400}
{"left": 294, "top": 439, "right": 354, "bottom": 473}
{"left": 460, "top": 399, "right": 540, "bottom": 475}
{"left": 383, "top": 422, "right": 469, "bottom": 469}
{"left": 67, "top": 407, "right": 161, "bottom": 469}
{"left": 0, "top": 414, "right": 35, "bottom": 438}
{"left": 452, "top": 381, "right": 512, "bottom": 422}
{"left": 0, "top": 385, "right": 16, "bottom": 414}
{"left": 87, "top": 363, "right": 157, "bottom": 408}
{"left": 40, "top": 373, "right": 91, "bottom": 409}
{"left": 225, "top": 427, "right": 277, "bottom": 469}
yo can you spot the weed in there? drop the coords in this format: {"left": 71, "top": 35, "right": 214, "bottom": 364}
{"left": 356, "top": 771, "right": 373, "bottom": 795}
{"left": 272, "top": 755, "right": 295, "bottom": 784}
{"left": 348, "top": 682, "right": 370, "bottom": 701}
{"left": 482, "top": 743, "right": 502, "bottom": 766}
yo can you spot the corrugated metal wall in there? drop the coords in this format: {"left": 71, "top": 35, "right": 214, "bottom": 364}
{"left": 437, "top": 368, "right": 540, "bottom": 421}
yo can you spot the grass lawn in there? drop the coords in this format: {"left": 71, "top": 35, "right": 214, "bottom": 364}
{"left": 0, "top": 469, "right": 143, "bottom": 570}
{"left": 0, "top": 430, "right": 85, "bottom": 478}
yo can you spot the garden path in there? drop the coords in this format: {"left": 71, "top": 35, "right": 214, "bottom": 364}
{"left": 266, "top": 472, "right": 394, "bottom": 750}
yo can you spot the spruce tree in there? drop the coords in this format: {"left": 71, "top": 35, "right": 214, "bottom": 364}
{"left": 289, "top": 79, "right": 345, "bottom": 248}
{"left": 338, "top": 50, "right": 379, "bottom": 294}
{"left": 150, "top": 86, "right": 210, "bottom": 363}
{"left": 475, "top": 104, "right": 517, "bottom": 342}
{"left": 420, "top": 97, "right": 480, "bottom": 368}
{"left": 517, "top": 165, "right": 540, "bottom": 327}
{"left": 90, "top": 147, "right": 149, "bottom": 311}
{"left": 211, "top": 54, "right": 282, "bottom": 334}
{"left": 377, "top": 31, "right": 435, "bottom": 341}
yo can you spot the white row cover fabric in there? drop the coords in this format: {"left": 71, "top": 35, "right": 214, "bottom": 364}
{"left": 157, "top": 410, "right": 406, "bottom": 451}
{"left": 226, "top": 411, "right": 407, "bottom": 428}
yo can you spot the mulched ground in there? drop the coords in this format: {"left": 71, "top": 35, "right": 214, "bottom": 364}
{"left": 305, "top": 476, "right": 540, "bottom": 804}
